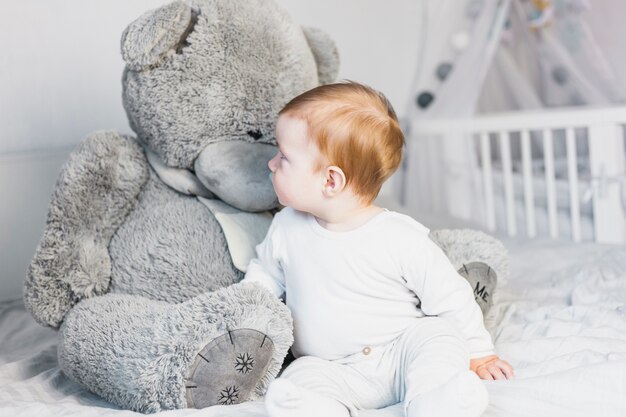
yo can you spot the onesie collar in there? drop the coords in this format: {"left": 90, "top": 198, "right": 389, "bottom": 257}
{"left": 307, "top": 208, "right": 390, "bottom": 239}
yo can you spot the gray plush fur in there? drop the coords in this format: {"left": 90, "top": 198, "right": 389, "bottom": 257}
{"left": 25, "top": 0, "right": 338, "bottom": 412}
{"left": 302, "top": 26, "right": 340, "bottom": 85}
{"left": 107, "top": 166, "right": 243, "bottom": 301}
{"left": 120, "top": 1, "right": 195, "bottom": 72}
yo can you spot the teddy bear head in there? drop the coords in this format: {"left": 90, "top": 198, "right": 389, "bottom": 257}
{"left": 120, "top": 0, "right": 339, "bottom": 211}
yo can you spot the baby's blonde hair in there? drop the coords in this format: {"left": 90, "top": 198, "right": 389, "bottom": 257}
{"left": 279, "top": 81, "right": 405, "bottom": 205}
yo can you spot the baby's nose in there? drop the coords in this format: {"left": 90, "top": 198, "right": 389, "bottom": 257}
{"left": 268, "top": 155, "right": 277, "bottom": 172}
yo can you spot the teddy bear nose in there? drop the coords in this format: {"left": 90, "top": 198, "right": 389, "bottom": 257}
{"left": 247, "top": 130, "right": 263, "bottom": 140}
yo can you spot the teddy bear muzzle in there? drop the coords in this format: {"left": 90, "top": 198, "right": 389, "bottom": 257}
{"left": 194, "top": 140, "right": 279, "bottom": 212}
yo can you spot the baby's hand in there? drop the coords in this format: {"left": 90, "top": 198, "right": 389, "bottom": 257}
{"left": 470, "top": 355, "right": 514, "bottom": 380}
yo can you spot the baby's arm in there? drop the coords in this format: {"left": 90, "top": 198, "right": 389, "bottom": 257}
{"left": 403, "top": 234, "right": 513, "bottom": 380}
{"left": 240, "top": 215, "right": 286, "bottom": 299}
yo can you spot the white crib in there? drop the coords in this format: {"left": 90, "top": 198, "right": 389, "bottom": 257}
{"left": 400, "top": 105, "right": 626, "bottom": 244}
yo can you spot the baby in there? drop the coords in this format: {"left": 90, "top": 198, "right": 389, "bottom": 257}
{"left": 242, "top": 81, "right": 513, "bottom": 417}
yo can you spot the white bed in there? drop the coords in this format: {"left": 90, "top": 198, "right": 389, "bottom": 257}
{"left": 2, "top": 233, "right": 626, "bottom": 417}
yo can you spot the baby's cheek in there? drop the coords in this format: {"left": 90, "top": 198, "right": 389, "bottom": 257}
{"left": 271, "top": 176, "right": 284, "bottom": 198}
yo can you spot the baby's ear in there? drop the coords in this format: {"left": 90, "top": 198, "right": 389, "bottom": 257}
{"left": 120, "top": 1, "right": 197, "bottom": 71}
{"left": 301, "top": 26, "right": 340, "bottom": 85}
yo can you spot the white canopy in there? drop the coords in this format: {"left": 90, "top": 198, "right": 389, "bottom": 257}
{"left": 406, "top": 0, "right": 625, "bottom": 121}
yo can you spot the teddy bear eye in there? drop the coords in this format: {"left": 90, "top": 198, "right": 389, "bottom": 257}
{"left": 247, "top": 130, "right": 263, "bottom": 140}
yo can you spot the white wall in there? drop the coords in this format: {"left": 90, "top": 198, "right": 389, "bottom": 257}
{"left": 274, "top": 0, "right": 422, "bottom": 119}
{"left": 583, "top": 1, "right": 626, "bottom": 94}
{"left": 0, "top": 0, "right": 421, "bottom": 300}
{"left": 0, "top": 0, "right": 171, "bottom": 154}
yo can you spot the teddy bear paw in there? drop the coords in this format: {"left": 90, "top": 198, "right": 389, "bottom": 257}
{"left": 185, "top": 329, "right": 275, "bottom": 408}
{"left": 457, "top": 262, "right": 498, "bottom": 315}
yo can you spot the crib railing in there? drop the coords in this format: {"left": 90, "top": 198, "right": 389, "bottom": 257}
{"left": 403, "top": 106, "right": 626, "bottom": 244}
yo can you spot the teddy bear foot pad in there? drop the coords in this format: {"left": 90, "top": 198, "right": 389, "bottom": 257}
{"left": 186, "top": 329, "right": 275, "bottom": 408}
{"left": 457, "top": 261, "right": 497, "bottom": 315}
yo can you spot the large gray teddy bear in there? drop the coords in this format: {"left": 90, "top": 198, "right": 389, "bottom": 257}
{"left": 24, "top": 0, "right": 509, "bottom": 413}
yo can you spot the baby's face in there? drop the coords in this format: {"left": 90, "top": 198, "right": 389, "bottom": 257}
{"left": 268, "top": 115, "right": 326, "bottom": 213}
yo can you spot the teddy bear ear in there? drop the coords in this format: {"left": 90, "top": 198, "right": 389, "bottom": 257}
{"left": 301, "top": 26, "right": 340, "bottom": 85}
{"left": 120, "top": 1, "right": 197, "bottom": 71}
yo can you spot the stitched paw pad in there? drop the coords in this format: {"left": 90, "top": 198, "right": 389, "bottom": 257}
{"left": 185, "top": 329, "right": 274, "bottom": 408}
{"left": 457, "top": 262, "right": 497, "bottom": 315}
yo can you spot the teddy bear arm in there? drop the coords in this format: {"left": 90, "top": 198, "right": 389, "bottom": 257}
{"left": 24, "top": 131, "right": 149, "bottom": 329}
{"left": 429, "top": 229, "right": 510, "bottom": 317}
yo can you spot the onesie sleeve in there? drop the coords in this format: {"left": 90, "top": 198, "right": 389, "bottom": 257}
{"left": 400, "top": 230, "right": 495, "bottom": 359}
{"left": 241, "top": 212, "right": 286, "bottom": 299}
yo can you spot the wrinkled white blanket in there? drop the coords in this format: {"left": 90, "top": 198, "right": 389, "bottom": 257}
{"left": 1, "top": 238, "right": 625, "bottom": 417}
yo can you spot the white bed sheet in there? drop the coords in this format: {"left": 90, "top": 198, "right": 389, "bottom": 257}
{"left": 1, "top": 238, "right": 625, "bottom": 417}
